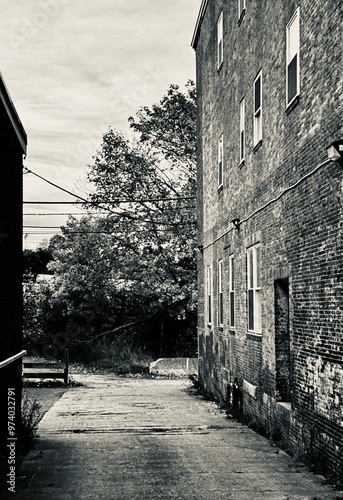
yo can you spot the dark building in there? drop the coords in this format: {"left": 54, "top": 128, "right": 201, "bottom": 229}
{"left": 0, "top": 72, "right": 27, "bottom": 453}
{"left": 192, "top": 0, "right": 342, "bottom": 484}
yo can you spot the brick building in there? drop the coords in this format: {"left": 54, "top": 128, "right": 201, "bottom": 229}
{"left": 192, "top": 0, "right": 342, "bottom": 484}
{"left": 0, "top": 72, "right": 27, "bottom": 454}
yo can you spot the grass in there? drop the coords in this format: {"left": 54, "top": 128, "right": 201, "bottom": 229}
{"left": 20, "top": 394, "right": 43, "bottom": 445}
{"left": 68, "top": 339, "right": 153, "bottom": 376}
{"left": 24, "top": 337, "right": 154, "bottom": 378}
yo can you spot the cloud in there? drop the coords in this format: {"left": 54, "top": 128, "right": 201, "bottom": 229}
{"left": 1, "top": 0, "right": 200, "bottom": 248}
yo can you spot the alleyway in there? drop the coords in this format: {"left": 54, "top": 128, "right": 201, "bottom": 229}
{"left": 11, "top": 376, "right": 341, "bottom": 499}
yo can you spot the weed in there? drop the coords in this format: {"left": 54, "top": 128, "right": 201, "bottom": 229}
{"left": 20, "top": 394, "right": 43, "bottom": 446}
{"left": 67, "top": 376, "right": 84, "bottom": 387}
{"left": 78, "top": 339, "right": 153, "bottom": 375}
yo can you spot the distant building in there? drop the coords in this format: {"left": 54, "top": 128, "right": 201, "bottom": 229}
{"left": 35, "top": 274, "right": 54, "bottom": 283}
{"left": 192, "top": 0, "right": 342, "bottom": 485}
{"left": 0, "top": 72, "right": 27, "bottom": 453}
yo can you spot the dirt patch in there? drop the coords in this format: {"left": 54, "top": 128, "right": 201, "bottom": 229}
{"left": 23, "top": 387, "right": 67, "bottom": 417}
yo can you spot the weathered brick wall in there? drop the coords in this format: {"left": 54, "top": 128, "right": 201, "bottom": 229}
{"left": 194, "top": 0, "right": 342, "bottom": 484}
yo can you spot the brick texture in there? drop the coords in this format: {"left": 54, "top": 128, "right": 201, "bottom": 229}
{"left": 194, "top": 0, "right": 342, "bottom": 485}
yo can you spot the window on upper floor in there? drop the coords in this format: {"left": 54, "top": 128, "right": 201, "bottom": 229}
{"left": 286, "top": 8, "right": 300, "bottom": 107}
{"left": 229, "top": 255, "right": 235, "bottom": 329}
{"left": 240, "top": 98, "right": 245, "bottom": 164}
{"left": 206, "top": 265, "right": 213, "bottom": 325}
{"left": 238, "top": 0, "right": 246, "bottom": 24}
{"left": 218, "top": 133, "right": 223, "bottom": 189}
{"left": 253, "top": 71, "right": 262, "bottom": 147}
{"left": 247, "top": 244, "right": 261, "bottom": 334}
{"left": 217, "top": 11, "right": 223, "bottom": 69}
{"left": 218, "top": 259, "right": 224, "bottom": 326}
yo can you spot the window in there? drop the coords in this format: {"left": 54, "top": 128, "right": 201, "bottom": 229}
{"left": 218, "top": 260, "right": 224, "bottom": 326}
{"left": 253, "top": 72, "right": 262, "bottom": 146}
{"left": 217, "top": 12, "right": 223, "bottom": 68}
{"left": 218, "top": 133, "right": 223, "bottom": 188}
{"left": 238, "top": 0, "right": 246, "bottom": 22}
{"left": 206, "top": 265, "right": 212, "bottom": 324}
{"left": 239, "top": 98, "right": 245, "bottom": 163}
{"left": 229, "top": 255, "right": 235, "bottom": 329}
{"left": 247, "top": 245, "right": 261, "bottom": 333}
{"left": 286, "top": 8, "right": 300, "bottom": 106}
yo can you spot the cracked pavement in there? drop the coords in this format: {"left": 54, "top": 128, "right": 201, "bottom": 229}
{"left": 8, "top": 375, "right": 341, "bottom": 499}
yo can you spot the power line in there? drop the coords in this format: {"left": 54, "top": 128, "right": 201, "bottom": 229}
{"left": 23, "top": 230, "right": 184, "bottom": 235}
{"left": 23, "top": 167, "right": 196, "bottom": 226}
{"left": 23, "top": 225, "right": 192, "bottom": 232}
{"left": 23, "top": 213, "right": 101, "bottom": 216}
{"left": 202, "top": 158, "right": 334, "bottom": 251}
{"left": 23, "top": 200, "right": 196, "bottom": 205}
{"left": 24, "top": 205, "right": 195, "bottom": 226}
{"left": 24, "top": 202, "right": 89, "bottom": 204}
{"left": 24, "top": 215, "right": 196, "bottom": 226}
{"left": 23, "top": 167, "right": 91, "bottom": 204}
{"left": 23, "top": 167, "right": 195, "bottom": 203}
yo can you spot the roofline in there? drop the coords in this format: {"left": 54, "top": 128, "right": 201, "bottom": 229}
{"left": 191, "top": 0, "right": 209, "bottom": 49}
{"left": 0, "top": 72, "right": 27, "bottom": 154}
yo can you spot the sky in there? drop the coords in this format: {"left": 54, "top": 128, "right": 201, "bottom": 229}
{"left": 0, "top": 0, "right": 200, "bottom": 249}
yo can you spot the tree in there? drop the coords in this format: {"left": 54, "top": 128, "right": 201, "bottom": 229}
{"left": 84, "top": 83, "right": 197, "bottom": 350}
{"left": 23, "top": 246, "right": 53, "bottom": 282}
{"left": 129, "top": 80, "right": 196, "bottom": 174}
{"left": 26, "top": 82, "right": 197, "bottom": 359}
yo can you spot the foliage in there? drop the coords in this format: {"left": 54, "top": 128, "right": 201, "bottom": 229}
{"left": 85, "top": 81, "right": 196, "bottom": 310}
{"left": 73, "top": 338, "right": 153, "bottom": 375}
{"left": 129, "top": 80, "right": 196, "bottom": 172}
{"left": 23, "top": 246, "right": 53, "bottom": 282}
{"left": 23, "top": 279, "right": 55, "bottom": 353}
{"left": 24, "top": 82, "right": 197, "bottom": 360}
{"left": 20, "top": 394, "right": 43, "bottom": 444}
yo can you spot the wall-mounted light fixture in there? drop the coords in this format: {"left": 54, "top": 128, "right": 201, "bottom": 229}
{"left": 327, "top": 139, "right": 343, "bottom": 162}
{"left": 230, "top": 218, "right": 241, "bottom": 230}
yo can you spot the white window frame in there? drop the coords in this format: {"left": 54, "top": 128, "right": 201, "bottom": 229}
{"left": 240, "top": 98, "right": 245, "bottom": 163}
{"left": 286, "top": 7, "right": 300, "bottom": 107}
{"left": 218, "top": 259, "right": 224, "bottom": 326}
{"left": 229, "top": 255, "right": 235, "bottom": 330}
{"left": 206, "top": 265, "right": 213, "bottom": 325}
{"left": 238, "top": 0, "right": 246, "bottom": 21}
{"left": 217, "top": 11, "right": 223, "bottom": 69}
{"left": 218, "top": 133, "right": 223, "bottom": 189}
{"left": 247, "top": 244, "right": 261, "bottom": 334}
{"left": 253, "top": 71, "right": 262, "bottom": 147}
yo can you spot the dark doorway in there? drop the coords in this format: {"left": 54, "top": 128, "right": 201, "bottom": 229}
{"left": 274, "top": 278, "right": 291, "bottom": 402}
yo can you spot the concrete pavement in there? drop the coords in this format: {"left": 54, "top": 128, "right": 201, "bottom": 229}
{"left": 8, "top": 375, "right": 342, "bottom": 499}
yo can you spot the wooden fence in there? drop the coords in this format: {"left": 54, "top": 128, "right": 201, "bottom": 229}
{"left": 23, "top": 348, "right": 69, "bottom": 384}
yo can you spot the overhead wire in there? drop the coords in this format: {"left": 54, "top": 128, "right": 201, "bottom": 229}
{"left": 23, "top": 167, "right": 195, "bottom": 203}
{"left": 23, "top": 213, "right": 102, "bottom": 216}
{"left": 23, "top": 226, "right": 188, "bottom": 233}
{"left": 23, "top": 167, "right": 196, "bottom": 226}
{"left": 201, "top": 157, "right": 334, "bottom": 251}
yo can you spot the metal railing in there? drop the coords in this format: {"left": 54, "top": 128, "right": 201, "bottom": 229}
{"left": 0, "top": 350, "right": 27, "bottom": 370}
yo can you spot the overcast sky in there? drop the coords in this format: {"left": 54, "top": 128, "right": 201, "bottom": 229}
{"left": 0, "top": 0, "right": 200, "bottom": 249}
